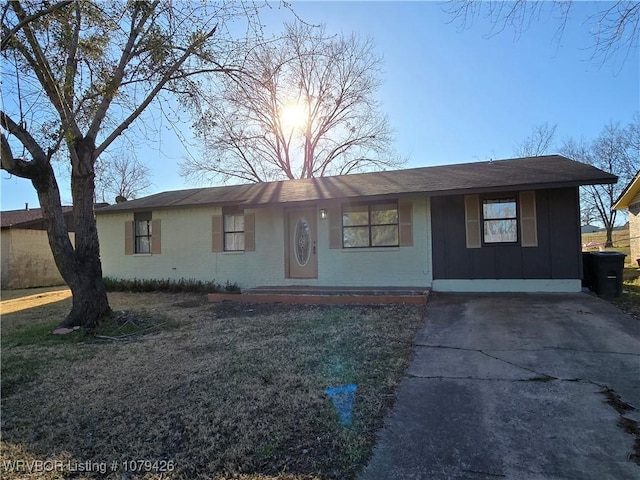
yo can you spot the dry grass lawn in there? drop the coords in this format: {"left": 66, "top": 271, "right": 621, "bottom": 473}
{"left": 608, "top": 267, "right": 640, "bottom": 320}
{"left": 1, "top": 288, "right": 425, "bottom": 479}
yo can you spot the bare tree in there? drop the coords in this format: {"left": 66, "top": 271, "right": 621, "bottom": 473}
{"left": 560, "top": 118, "right": 639, "bottom": 246}
{"left": 581, "top": 208, "right": 599, "bottom": 228}
{"left": 443, "top": 1, "right": 640, "bottom": 65}
{"left": 95, "top": 156, "right": 152, "bottom": 203}
{"left": 514, "top": 122, "right": 557, "bottom": 157}
{"left": 181, "top": 21, "right": 400, "bottom": 184}
{"left": 1, "top": 0, "right": 269, "bottom": 328}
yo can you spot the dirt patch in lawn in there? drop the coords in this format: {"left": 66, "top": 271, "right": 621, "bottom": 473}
{"left": 1, "top": 291, "right": 425, "bottom": 479}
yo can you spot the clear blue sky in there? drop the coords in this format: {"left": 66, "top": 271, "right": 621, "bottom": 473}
{"left": 1, "top": 1, "right": 638, "bottom": 210}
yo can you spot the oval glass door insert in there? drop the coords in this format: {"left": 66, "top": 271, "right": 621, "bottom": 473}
{"left": 294, "top": 218, "right": 311, "bottom": 266}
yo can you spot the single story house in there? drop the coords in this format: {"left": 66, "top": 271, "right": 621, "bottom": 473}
{"left": 613, "top": 170, "right": 640, "bottom": 262}
{"left": 1, "top": 205, "right": 75, "bottom": 289}
{"left": 96, "top": 155, "right": 616, "bottom": 293}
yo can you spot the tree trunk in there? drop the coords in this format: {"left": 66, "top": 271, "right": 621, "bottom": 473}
{"left": 604, "top": 227, "right": 614, "bottom": 248}
{"left": 64, "top": 271, "right": 111, "bottom": 330}
{"left": 33, "top": 140, "right": 111, "bottom": 330}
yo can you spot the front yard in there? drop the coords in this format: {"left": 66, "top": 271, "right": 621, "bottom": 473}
{"left": 1, "top": 289, "right": 425, "bottom": 479}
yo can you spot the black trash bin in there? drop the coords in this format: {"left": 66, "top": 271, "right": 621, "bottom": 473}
{"left": 582, "top": 252, "right": 596, "bottom": 289}
{"left": 584, "top": 251, "right": 626, "bottom": 297}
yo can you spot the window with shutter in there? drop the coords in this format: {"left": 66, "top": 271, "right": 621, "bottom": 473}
{"left": 482, "top": 197, "right": 518, "bottom": 244}
{"left": 128, "top": 212, "right": 160, "bottom": 254}
{"left": 134, "top": 212, "right": 152, "bottom": 253}
{"left": 213, "top": 208, "right": 254, "bottom": 252}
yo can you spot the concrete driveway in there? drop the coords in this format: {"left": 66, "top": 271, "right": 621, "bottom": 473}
{"left": 361, "top": 293, "right": 640, "bottom": 480}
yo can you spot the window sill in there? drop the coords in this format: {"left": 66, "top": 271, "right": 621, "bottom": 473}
{"left": 222, "top": 250, "right": 245, "bottom": 255}
{"left": 482, "top": 242, "right": 520, "bottom": 247}
{"left": 341, "top": 247, "right": 400, "bottom": 253}
{"left": 133, "top": 253, "right": 153, "bottom": 257}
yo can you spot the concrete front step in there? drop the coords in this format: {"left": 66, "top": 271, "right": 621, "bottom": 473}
{"left": 207, "top": 286, "right": 430, "bottom": 305}
{"left": 244, "top": 286, "right": 430, "bottom": 296}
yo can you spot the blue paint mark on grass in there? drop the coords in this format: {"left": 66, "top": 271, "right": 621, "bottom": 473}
{"left": 325, "top": 384, "right": 357, "bottom": 427}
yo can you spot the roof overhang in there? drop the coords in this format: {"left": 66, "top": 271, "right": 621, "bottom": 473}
{"left": 613, "top": 171, "right": 640, "bottom": 210}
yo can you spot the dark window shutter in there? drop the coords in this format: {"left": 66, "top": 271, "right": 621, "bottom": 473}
{"left": 329, "top": 206, "right": 342, "bottom": 249}
{"left": 244, "top": 213, "right": 255, "bottom": 251}
{"left": 398, "top": 202, "right": 413, "bottom": 246}
{"left": 465, "top": 194, "right": 481, "bottom": 249}
{"left": 212, "top": 215, "right": 223, "bottom": 252}
{"left": 151, "top": 219, "right": 161, "bottom": 254}
{"left": 125, "top": 221, "right": 133, "bottom": 255}
{"left": 520, "top": 191, "right": 538, "bottom": 247}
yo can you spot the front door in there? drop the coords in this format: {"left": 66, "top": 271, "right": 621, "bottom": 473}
{"left": 287, "top": 208, "right": 318, "bottom": 279}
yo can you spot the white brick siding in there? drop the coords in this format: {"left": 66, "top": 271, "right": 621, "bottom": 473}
{"left": 96, "top": 196, "right": 433, "bottom": 289}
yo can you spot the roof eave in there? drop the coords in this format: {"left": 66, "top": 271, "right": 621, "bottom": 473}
{"left": 95, "top": 177, "right": 617, "bottom": 213}
{"left": 613, "top": 172, "right": 640, "bottom": 210}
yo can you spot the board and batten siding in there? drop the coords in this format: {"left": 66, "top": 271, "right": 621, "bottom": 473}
{"left": 96, "top": 195, "right": 433, "bottom": 289}
{"left": 430, "top": 187, "right": 582, "bottom": 281}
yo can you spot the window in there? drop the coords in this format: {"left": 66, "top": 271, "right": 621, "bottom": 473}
{"left": 212, "top": 210, "right": 255, "bottom": 253}
{"left": 125, "top": 213, "right": 160, "bottom": 255}
{"left": 134, "top": 212, "right": 152, "bottom": 253}
{"left": 224, "top": 208, "right": 245, "bottom": 251}
{"left": 465, "top": 192, "right": 537, "bottom": 249}
{"left": 342, "top": 202, "right": 399, "bottom": 248}
{"left": 482, "top": 198, "right": 518, "bottom": 243}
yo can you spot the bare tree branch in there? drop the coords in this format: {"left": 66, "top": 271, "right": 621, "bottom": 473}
{"left": 182, "top": 21, "right": 400, "bottom": 184}
{"left": 443, "top": 0, "right": 639, "bottom": 66}
{"left": 514, "top": 122, "right": 557, "bottom": 157}
{"left": 96, "top": 25, "right": 221, "bottom": 157}
{"left": 95, "top": 155, "right": 152, "bottom": 202}
{"left": 560, "top": 118, "right": 639, "bottom": 246}
{"left": 87, "top": 0, "right": 161, "bottom": 143}
{"left": 1, "top": 110, "right": 48, "bottom": 177}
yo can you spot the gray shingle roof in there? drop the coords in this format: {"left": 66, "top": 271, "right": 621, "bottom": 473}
{"left": 1, "top": 204, "right": 109, "bottom": 228}
{"left": 1, "top": 206, "right": 74, "bottom": 228}
{"left": 97, "top": 155, "right": 617, "bottom": 213}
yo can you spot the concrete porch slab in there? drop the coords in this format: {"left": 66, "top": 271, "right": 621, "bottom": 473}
{"left": 207, "top": 286, "right": 430, "bottom": 305}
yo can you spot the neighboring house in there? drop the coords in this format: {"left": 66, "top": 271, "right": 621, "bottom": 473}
{"left": 96, "top": 155, "right": 616, "bottom": 293}
{"left": 614, "top": 171, "right": 640, "bottom": 262}
{"left": 581, "top": 225, "right": 601, "bottom": 234}
{"left": 1, "top": 205, "right": 74, "bottom": 289}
